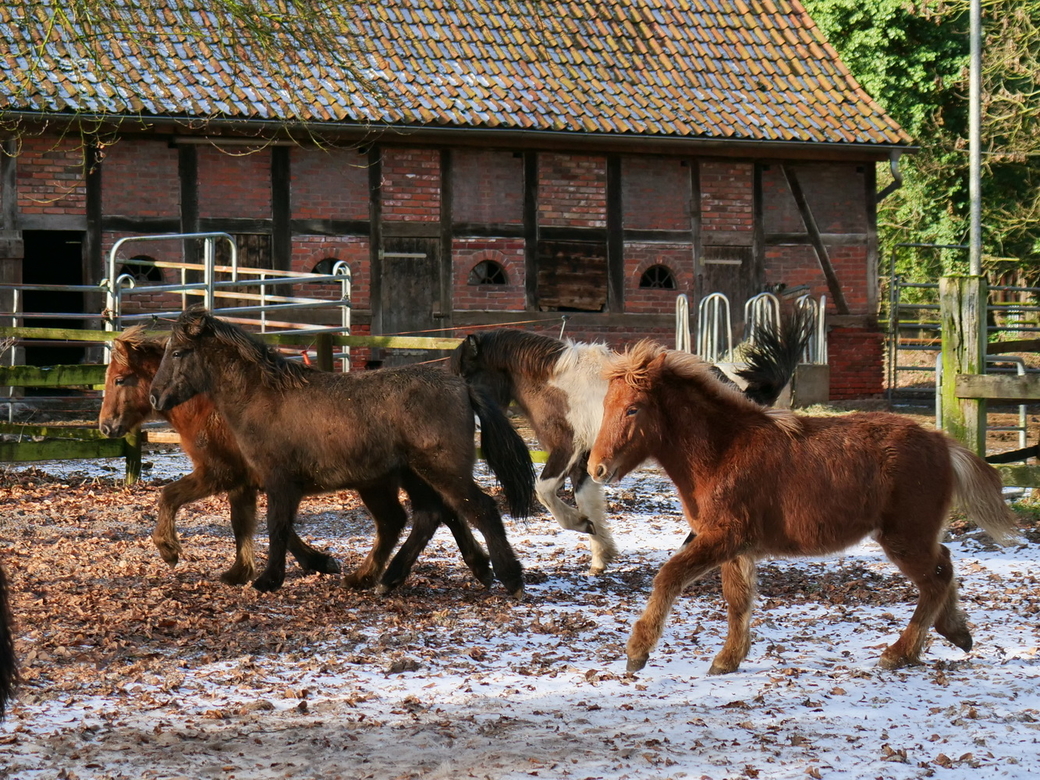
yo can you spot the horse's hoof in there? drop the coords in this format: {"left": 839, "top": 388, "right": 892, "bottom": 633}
{"left": 626, "top": 655, "right": 648, "bottom": 674}
{"left": 588, "top": 564, "right": 606, "bottom": 576}
{"left": 251, "top": 574, "right": 284, "bottom": 593}
{"left": 219, "top": 568, "right": 254, "bottom": 587}
{"left": 154, "top": 543, "right": 181, "bottom": 567}
{"left": 341, "top": 573, "right": 376, "bottom": 590}
{"left": 707, "top": 662, "right": 737, "bottom": 676}
{"left": 877, "top": 653, "right": 920, "bottom": 670}
{"left": 509, "top": 586, "right": 525, "bottom": 600}
{"left": 305, "top": 556, "right": 341, "bottom": 575}
{"left": 576, "top": 517, "right": 596, "bottom": 535}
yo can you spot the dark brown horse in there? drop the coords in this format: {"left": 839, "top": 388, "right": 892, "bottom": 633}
{"left": 449, "top": 313, "right": 810, "bottom": 574}
{"left": 99, "top": 326, "right": 494, "bottom": 593}
{"left": 0, "top": 562, "right": 16, "bottom": 720}
{"left": 588, "top": 341, "right": 1020, "bottom": 675}
{"left": 149, "top": 308, "right": 534, "bottom": 595}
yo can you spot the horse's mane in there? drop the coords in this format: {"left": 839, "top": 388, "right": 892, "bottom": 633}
{"left": 111, "top": 324, "right": 165, "bottom": 367}
{"left": 609, "top": 340, "right": 802, "bottom": 434}
{"left": 178, "top": 308, "right": 311, "bottom": 390}
{"left": 459, "top": 329, "right": 567, "bottom": 381}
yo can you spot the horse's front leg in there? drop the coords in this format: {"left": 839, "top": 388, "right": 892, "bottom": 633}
{"left": 221, "top": 485, "right": 259, "bottom": 586}
{"left": 536, "top": 448, "right": 593, "bottom": 534}
{"left": 153, "top": 470, "right": 216, "bottom": 566}
{"left": 252, "top": 482, "right": 303, "bottom": 593}
{"left": 570, "top": 462, "right": 617, "bottom": 574}
{"left": 626, "top": 531, "right": 734, "bottom": 674}
{"left": 709, "top": 556, "right": 757, "bottom": 675}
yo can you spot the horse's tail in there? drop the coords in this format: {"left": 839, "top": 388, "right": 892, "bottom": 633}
{"left": 0, "top": 562, "right": 17, "bottom": 720}
{"left": 736, "top": 306, "right": 814, "bottom": 406}
{"left": 949, "top": 441, "right": 1021, "bottom": 546}
{"left": 468, "top": 385, "right": 535, "bottom": 521}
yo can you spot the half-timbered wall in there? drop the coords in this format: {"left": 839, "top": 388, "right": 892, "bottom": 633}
{"left": 4, "top": 134, "right": 886, "bottom": 398}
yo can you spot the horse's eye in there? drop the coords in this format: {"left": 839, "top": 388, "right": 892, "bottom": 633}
{"left": 625, "top": 406, "right": 639, "bottom": 417}
{"left": 114, "top": 376, "right": 128, "bottom": 387}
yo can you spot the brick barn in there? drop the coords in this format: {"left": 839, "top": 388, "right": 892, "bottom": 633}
{"left": 0, "top": 0, "right": 911, "bottom": 397}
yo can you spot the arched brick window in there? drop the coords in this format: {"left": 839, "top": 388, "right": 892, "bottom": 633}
{"left": 639, "top": 264, "right": 677, "bottom": 290}
{"left": 468, "top": 259, "right": 508, "bottom": 285}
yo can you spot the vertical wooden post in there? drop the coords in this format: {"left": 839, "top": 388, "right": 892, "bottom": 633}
{"left": 315, "top": 333, "right": 334, "bottom": 372}
{"left": 940, "top": 275, "right": 987, "bottom": 454}
{"left": 124, "top": 427, "right": 142, "bottom": 486}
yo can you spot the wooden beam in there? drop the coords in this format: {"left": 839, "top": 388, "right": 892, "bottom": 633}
{"left": 0, "top": 363, "right": 108, "bottom": 387}
{"left": 781, "top": 165, "right": 850, "bottom": 314}
{"left": 996, "top": 464, "right": 1040, "bottom": 489}
{"left": 955, "top": 373, "right": 1040, "bottom": 401}
{"left": 988, "top": 339, "right": 1040, "bottom": 354}
{"left": 0, "top": 438, "right": 127, "bottom": 462}
{"left": 271, "top": 146, "right": 291, "bottom": 272}
{"left": 606, "top": 154, "right": 624, "bottom": 313}
{"left": 523, "top": 151, "right": 538, "bottom": 310}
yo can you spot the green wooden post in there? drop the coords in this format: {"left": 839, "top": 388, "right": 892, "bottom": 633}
{"left": 124, "top": 427, "right": 142, "bottom": 485}
{"left": 315, "top": 333, "right": 334, "bottom": 372}
{"left": 939, "top": 275, "right": 987, "bottom": 454}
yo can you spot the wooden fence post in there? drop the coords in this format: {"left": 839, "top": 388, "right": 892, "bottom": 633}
{"left": 939, "top": 274, "right": 987, "bottom": 454}
{"left": 124, "top": 428, "right": 142, "bottom": 486}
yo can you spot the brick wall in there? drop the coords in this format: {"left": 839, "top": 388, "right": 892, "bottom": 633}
{"left": 622, "top": 156, "right": 691, "bottom": 230}
{"left": 382, "top": 148, "right": 440, "bottom": 221}
{"left": 452, "top": 150, "right": 524, "bottom": 224}
{"left": 700, "top": 160, "right": 753, "bottom": 238}
{"left": 452, "top": 239, "right": 526, "bottom": 310}
{"left": 100, "top": 140, "right": 179, "bottom": 217}
{"left": 291, "top": 236, "right": 371, "bottom": 309}
{"left": 624, "top": 242, "right": 695, "bottom": 314}
{"left": 101, "top": 232, "right": 191, "bottom": 316}
{"left": 197, "top": 146, "right": 271, "bottom": 219}
{"left": 17, "top": 136, "right": 87, "bottom": 216}
{"left": 291, "top": 148, "right": 369, "bottom": 221}
{"left": 828, "top": 327, "right": 885, "bottom": 398}
{"left": 538, "top": 154, "right": 606, "bottom": 228}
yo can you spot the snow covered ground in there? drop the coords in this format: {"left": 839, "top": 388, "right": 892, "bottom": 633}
{"left": 1, "top": 454, "right": 1039, "bottom": 779}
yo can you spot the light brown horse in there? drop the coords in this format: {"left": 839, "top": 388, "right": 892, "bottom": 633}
{"left": 98, "top": 326, "right": 495, "bottom": 592}
{"left": 588, "top": 341, "right": 1020, "bottom": 675}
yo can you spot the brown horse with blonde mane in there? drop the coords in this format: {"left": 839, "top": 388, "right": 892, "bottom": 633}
{"left": 588, "top": 341, "right": 1020, "bottom": 675}
{"left": 99, "top": 326, "right": 495, "bottom": 593}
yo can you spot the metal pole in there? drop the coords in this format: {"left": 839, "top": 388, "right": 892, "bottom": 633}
{"left": 969, "top": 0, "right": 982, "bottom": 276}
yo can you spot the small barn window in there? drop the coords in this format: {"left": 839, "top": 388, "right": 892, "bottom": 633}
{"left": 468, "top": 260, "right": 508, "bottom": 285}
{"left": 311, "top": 257, "right": 348, "bottom": 276}
{"left": 117, "top": 255, "right": 163, "bottom": 284}
{"left": 639, "top": 264, "right": 677, "bottom": 290}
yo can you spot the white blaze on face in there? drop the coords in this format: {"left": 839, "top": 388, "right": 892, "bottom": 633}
{"left": 549, "top": 343, "right": 612, "bottom": 451}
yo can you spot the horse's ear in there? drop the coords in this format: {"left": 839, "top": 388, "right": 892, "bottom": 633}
{"left": 464, "top": 334, "right": 480, "bottom": 358}
{"left": 646, "top": 351, "right": 669, "bottom": 379}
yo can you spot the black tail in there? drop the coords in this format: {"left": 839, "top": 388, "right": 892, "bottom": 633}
{"left": 468, "top": 386, "right": 535, "bottom": 520}
{"left": 0, "top": 563, "right": 17, "bottom": 720}
{"left": 736, "top": 307, "right": 815, "bottom": 406}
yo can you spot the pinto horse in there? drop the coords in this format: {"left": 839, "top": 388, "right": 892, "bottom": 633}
{"left": 588, "top": 341, "right": 1020, "bottom": 674}
{"left": 150, "top": 308, "right": 534, "bottom": 596}
{"left": 449, "top": 313, "right": 809, "bottom": 574}
{"left": 0, "top": 562, "right": 16, "bottom": 720}
{"left": 99, "top": 326, "right": 496, "bottom": 593}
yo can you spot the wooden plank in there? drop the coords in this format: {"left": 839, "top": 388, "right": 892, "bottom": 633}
{"left": 996, "top": 464, "right": 1040, "bottom": 489}
{"left": 0, "top": 326, "right": 117, "bottom": 343}
{"left": 0, "top": 438, "right": 127, "bottom": 462}
{"left": 0, "top": 422, "right": 106, "bottom": 440}
{"left": 988, "top": 339, "right": 1040, "bottom": 355}
{"left": 0, "top": 363, "right": 107, "bottom": 387}
{"left": 955, "top": 373, "right": 1040, "bottom": 401}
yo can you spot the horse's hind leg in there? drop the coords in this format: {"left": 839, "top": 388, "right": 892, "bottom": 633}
{"left": 709, "top": 556, "right": 757, "bottom": 675}
{"left": 878, "top": 535, "right": 959, "bottom": 669}
{"left": 341, "top": 484, "right": 408, "bottom": 590}
{"left": 930, "top": 545, "right": 972, "bottom": 651}
{"left": 378, "top": 476, "right": 493, "bottom": 594}
{"left": 571, "top": 464, "right": 617, "bottom": 575}
{"left": 221, "top": 486, "right": 258, "bottom": 586}
{"left": 153, "top": 471, "right": 216, "bottom": 566}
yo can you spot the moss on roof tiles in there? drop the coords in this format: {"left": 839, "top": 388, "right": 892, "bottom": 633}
{"left": 0, "top": 0, "right": 909, "bottom": 146}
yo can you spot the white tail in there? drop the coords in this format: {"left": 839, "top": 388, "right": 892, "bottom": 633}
{"left": 949, "top": 443, "right": 1021, "bottom": 546}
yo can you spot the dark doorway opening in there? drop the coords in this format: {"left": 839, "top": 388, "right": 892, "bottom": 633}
{"left": 22, "top": 231, "right": 86, "bottom": 367}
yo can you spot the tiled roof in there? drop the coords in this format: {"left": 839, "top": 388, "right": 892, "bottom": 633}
{"left": 0, "top": 0, "right": 911, "bottom": 147}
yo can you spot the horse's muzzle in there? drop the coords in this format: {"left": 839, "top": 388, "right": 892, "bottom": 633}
{"left": 589, "top": 461, "right": 617, "bottom": 485}
{"left": 98, "top": 420, "right": 125, "bottom": 438}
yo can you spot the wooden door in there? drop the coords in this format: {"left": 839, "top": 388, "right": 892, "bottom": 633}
{"left": 379, "top": 237, "right": 441, "bottom": 365}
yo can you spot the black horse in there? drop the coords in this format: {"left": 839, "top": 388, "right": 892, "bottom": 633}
{"left": 150, "top": 307, "right": 534, "bottom": 596}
